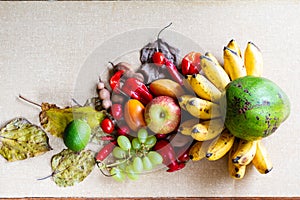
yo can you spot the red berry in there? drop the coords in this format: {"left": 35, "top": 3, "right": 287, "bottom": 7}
{"left": 155, "top": 133, "right": 168, "bottom": 139}
{"left": 110, "top": 103, "right": 123, "bottom": 120}
{"left": 152, "top": 52, "right": 165, "bottom": 67}
{"left": 100, "top": 118, "right": 114, "bottom": 134}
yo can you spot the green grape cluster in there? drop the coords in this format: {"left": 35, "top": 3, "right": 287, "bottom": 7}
{"left": 109, "top": 128, "right": 163, "bottom": 182}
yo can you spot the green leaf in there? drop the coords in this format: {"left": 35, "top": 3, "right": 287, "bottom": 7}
{"left": 39, "top": 103, "right": 106, "bottom": 138}
{"left": 0, "top": 118, "right": 52, "bottom": 162}
{"left": 51, "top": 149, "right": 95, "bottom": 187}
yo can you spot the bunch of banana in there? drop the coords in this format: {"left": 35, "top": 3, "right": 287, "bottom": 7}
{"left": 180, "top": 39, "right": 273, "bottom": 179}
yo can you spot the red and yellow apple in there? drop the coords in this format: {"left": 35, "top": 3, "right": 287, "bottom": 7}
{"left": 144, "top": 96, "right": 181, "bottom": 134}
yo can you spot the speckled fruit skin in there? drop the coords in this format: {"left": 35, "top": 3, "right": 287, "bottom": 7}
{"left": 221, "top": 76, "right": 290, "bottom": 141}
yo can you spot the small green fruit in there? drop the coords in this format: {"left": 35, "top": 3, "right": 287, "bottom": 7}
{"left": 221, "top": 76, "right": 290, "bottom": 141}
{"left": 63, "top": 119, "right": 91, "bottom": 151}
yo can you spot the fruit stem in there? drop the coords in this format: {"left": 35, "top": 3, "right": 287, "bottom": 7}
{"left": 156, "top": 22, "right": 173, "bottom": 51}
{"left": 18, "top": 94, "right": 41, "bottom": 108}
{"left": 37, "top": 170, "right": 59, "bottom": 181}
{"left": 105, "top": 158, "right": 129, "bottom": 168}
{"left": 72, "top": 98, "right": 82, "bottom": 107}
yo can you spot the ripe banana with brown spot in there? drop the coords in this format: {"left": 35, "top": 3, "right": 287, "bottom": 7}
{"left": 223, "top": 47, "right": 247, "bottom": 81}
{"left": 228, "top": 139, "right": 246, "bottom": 179}
{"left": 189, "top": 74, "right": 222, "bottom": 102}
{"left": 189, "top": 141, "right": 206, "bottom": 161}
{"left": 200, "top": 55, "right": 231, "bottom": 92}
{"left": 252, "top": 140, "right": 273, "bottom": 174}
{"left": 206, "top": 129, "right": 235, "bottom": 161}
{"left": 244, "top": 41, "right": 263, "bottom": 77}
{"left": 232, "top": 139, "right": 257, "bottom": 166}
{"left": 183, "top": 75, "right": 195, "bottom": 93}
{"left": 205, "top": 52, "right": 221, "bottom": 66}
{"left": 178, "top": 118, "right": 199, "bottom": 135}
{"left": 185, "top": 97, "right": 221, "bottom": 120}
{"left": 191, "top": 118, "right": 225, "bottom": 141}
{"left": 227, "top": 39, "right": 242, "bottom": 58}
{"left": 178, "top": 94, "right": 194, "bottom": 111}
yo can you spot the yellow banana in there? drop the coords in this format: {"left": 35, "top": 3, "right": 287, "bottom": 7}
{"left": 244, "top": 41, "right": 263, "bottom": 77}
{"left": 252, "top": 140, "right": 273, "bottom": 174}
{"left": 189, "top": 141, "right": 206, "bottom": 161}
{"left": 228, "top": 139, "right": 246, "bottom": 179}
{"left": 191, "top": 118, "right": 224, "bottom": 141}
{"left": 178, "top": 118, "right": 199, "bottom": 135}
{"left": 185, "top": 75, "right": 193, "bottom": 83}
{"left": 232, "top": 139, "right": 257, "bottom": 166}
{"left": 206, "top": 129, "right": 235, "bottom": 161}
{"left": 223, "top": 47, "right": 247, "bottom": 81}
{"left": 183, "top": 75, "right": 194, "bottom": 93}
{"left": 190, "top": 74, "right": 222, "bottom": 102}
{"left": 205, "top": 52, "right": 221, "bottom": 66}
{"left": 185, "top": 97, "right": 221, "bottom": 119}
{"left": 227, "top": 39, "right": 242, "bottom": 58}
{"left": 178, "top": 94, "right": 194, "bottom": 111}
{"left": 200, "top": 55, "right": 231, "bottom": 92}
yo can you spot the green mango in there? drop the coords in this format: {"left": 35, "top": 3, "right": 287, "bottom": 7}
{"left": 220, "top": 76, "right": 290, "bottom": 141}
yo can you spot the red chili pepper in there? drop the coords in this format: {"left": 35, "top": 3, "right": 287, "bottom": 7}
{"left": 153, "top": 140, "right": 185, "bottom": 172}
{"left": 164, "top": 59, "right": 184, "bottom": 86}
{"left": 109, "top": 70, "right": 124, "bottom": 91}
{"left": 121, "top": 77, "right": 153, "bottom": 105}
{"left": 117, "top": 125, "right": 130, "bottom": 136}
{"left": 95, "top": 141, "right": 117, "bottom": 162}
{"left": 100, "top": 135, "right": 115, "bottom": 141}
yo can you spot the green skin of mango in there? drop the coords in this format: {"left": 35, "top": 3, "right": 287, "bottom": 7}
{"left": 221, "top": 76, "right": 290, "bottom": 141}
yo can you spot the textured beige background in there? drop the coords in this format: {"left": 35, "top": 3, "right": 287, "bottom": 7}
{"left": 0, "top": 1, "right": 300, "bottom": 198}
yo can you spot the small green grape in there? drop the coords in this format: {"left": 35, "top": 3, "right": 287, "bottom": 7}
{"left": 137, "top": 128, "right": 148, "bottom": 143}
{"left": 117, "top": 135, "right": 131, "bottom": 151}
{"left": 110, "top": 167, "right": 126, "bottom": 182}
{"left": 144, "top": 135, "right": 157, "bottom": 149}
{"left": 117, "top": 161, "right": 127, "bottom": 171}
{"left": 112, "top": 146, "right": 127, "bottom": 159}
{"left": 147, "top": 151, "right": 163, "bottom": 166}
{"left": 133, "top": 156, "right": 143, "bottom": 173}
{"left": 142, "top": 156, "right": 153, "bottom": 171}
{"left": 126, "top": 165, "right": 139, "bottom": 180}
{"left": 132, "top": 138, "right": 141, "bottom": 150}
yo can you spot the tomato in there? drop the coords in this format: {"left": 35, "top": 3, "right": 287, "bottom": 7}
{"left": 100, "top": 118, "right": 115, "bottom": 134}
{"left": 124, "top": 99, "right": 146, "bottom": 131}
{"left": 181, "top": 52, "right": 201, "bottom": 75}
{"left": 152, "top": 52, "right": 165, "bottom": 67}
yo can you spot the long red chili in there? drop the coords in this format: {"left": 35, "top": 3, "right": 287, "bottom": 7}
{"left": 121, "top": 77, "right": 153, "bottom": 105}
{"left": 153, "top": 140, "right": 185, "bottom": 172}
{"left": 164, "top": 59, "right": 184, "bottom": 86}
{"left": 95, "top": 141, "right": 117, "bottom": 162}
